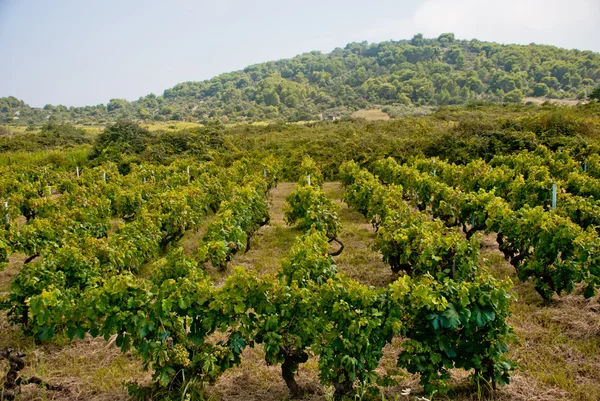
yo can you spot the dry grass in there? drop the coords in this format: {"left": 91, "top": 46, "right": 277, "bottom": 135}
{"left": 350, "top": 109, "right": 391, "bottom": 121}
{"left": 229, "top": 182, "right": 300, "bottom": 276}
{"left": 523, "top": 97, "right": 583, "bottom": 106}
{"left": 142, "top": 121, "right": 203, "bottom": 132}
{"left": 207, "top": 182, "right": 302, "bottom": 284}
{"left": 322, "top": 182, "right": 394, "bottom": 287}
{"left": 0, "top": 254, "right": 26, "bottom": 296}
{"left": 207, "top": 345, "right": 324, "bottom": 401}
{"left": 179, "top": 212, "right": 218, "bottom": 257}
{"left": 1, "top": 182, "right": 599, "bottom": 401}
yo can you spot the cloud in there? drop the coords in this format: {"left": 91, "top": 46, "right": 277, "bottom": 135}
{"left": 361, "top": 0, "right": 600, "bottom": 51}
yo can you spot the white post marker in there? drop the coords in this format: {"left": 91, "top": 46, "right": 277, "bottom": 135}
{"left": 4, "top": 201, "right": 8, "bottom": 224}
{"left": 584, "top": 161, "right": 588, "bottom": 172}
{"left": 307, "top": 174, "right": 311, "bottom": 186}
{"left": 263, "top": 169, "right": 267, "bottom": 178}
{"left": 76, "top": 166, "right": 80, "bottom": 178}
{"left": 103, "top": 172, "right": 106, "bottom": 183}
{"left": 187, "top": 166, "right": 190, "bottom": 183}
{"left": 552, "top": 183, "right": 557, "bottom": 209}
{"left": 433, "top": 168, "right": 437, "bottom": 177}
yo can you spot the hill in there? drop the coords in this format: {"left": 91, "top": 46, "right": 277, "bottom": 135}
{"left": 2, "top": 33, "right": 600, "bottom": 125}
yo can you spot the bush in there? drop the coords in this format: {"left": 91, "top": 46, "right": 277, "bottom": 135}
{"left": 89, "top": 120, "right": 150, "bottom": 164}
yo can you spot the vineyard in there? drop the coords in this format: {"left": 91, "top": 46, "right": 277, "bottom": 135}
{"left": 1, "top": 116, "right": 600, "bottom": 400}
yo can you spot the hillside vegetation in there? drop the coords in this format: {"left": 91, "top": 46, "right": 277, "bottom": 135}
{"left": 2, "top": 33, "right": 600, "bottom": 125}
{"left": 2, "top": 103, "right": 600, "bottom": 169}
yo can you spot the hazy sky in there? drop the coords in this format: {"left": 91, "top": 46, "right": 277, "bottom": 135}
{"left": 1, "top": 0, "right": 599, "bottom": 107}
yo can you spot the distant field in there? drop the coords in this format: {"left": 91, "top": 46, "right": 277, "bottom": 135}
{"left": 141, "top": 121, "right": 203, "bottom": 131}
{"left": 350, "top": 109, "right": 391, "bottom": 121}
{"left": 523, "top": 96, "right": 583, "bottom": 106}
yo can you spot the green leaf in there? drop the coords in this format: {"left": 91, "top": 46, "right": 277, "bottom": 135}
{"left": 441, "top": 303, "right": 461, "bottom": 329}
{"left": 472, "top": 305, "right": 485, "bottom": 327}
{"left": 429, "top": 313, "right": 441, "bottom": 330}
{"left": 439, "top": 337, "right": 457, "bottom": 358}
{"left": 234, "top": 302, "right": 246, "bottom": 314}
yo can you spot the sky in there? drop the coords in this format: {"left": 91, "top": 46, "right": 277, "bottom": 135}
{"left": 1, "top": 0, "right": 599, "bottom": 108}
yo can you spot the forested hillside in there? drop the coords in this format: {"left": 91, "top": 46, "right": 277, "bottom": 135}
{"left": 2, "top": 33, "right": 600, "bottom": 125}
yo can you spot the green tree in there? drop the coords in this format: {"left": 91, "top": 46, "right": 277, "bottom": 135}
{"left": 263, "top": 90, "right": 280, "bottom": 106}
{"left": 438, "top": 32, "right": 455, "bottom": 46}
{"left": 446, "top": 47, "right": 465, "bottom": 67}
{"left": 415, "top": 81, "right": 435, "bottom": 103}
{"left": 541, "top": 76, "right": 560, "bottom": 90}
{"left": 137, "top": 106, "right": 151, "bottom": 119}
{"left": 107, "top": 98, "right": 129, "bottom": 112}
{"left": 410, "top": 33, "right": 425, "bottom": 47}
{"left": 533, "top": 83, "right": 549, "bottom": 97}
{"left": 503, "top": 89, "right": 523, "bottom": 103}
{"left": 589, "top": 86, "right": 600, "bottom": 101}
{"left": 466, "top": 76, "right": 485, "bottom": 94}
{"left": 160, "top": 106, "right": 174, "bottom": 116}
{"left": 89, "top": 120, "right": 150, "bottom": 163}
{"left": 3, "top": 36, "right": 600, "bottom": 125}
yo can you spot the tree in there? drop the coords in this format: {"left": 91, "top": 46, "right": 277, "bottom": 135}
{"left": 466, "top": 76, "right": 485, "bottom": 94}
{"left": 446, "top": 47, "right": 465, "bottom": 67}
{"left": 263, "top": 90, "right": 280, "bottom": 106}
{"left": 589, "top": 86, "right": 600, "bottom": 101}
{"left": 107, "top": 98, "right": 129, "bottom": 112}
{"left": 410, "top": 33, "right": 425, "bottom": 47}
{"left": 160, "top": 106, "right": 174, "bottom": 116}
{"left": 89, "top": 120, "right": 150, "bottom": 163}
{"left": 541, "top": 76, "right": 560, "bottom": 90}
{"left": 2, "top": 37, "right": 600, "bottom": 126}
{"left": 438, "top": 32, "right": 455, "bottom": 46}
{"left": 415, "top": 81, "right": 435, "bottom": 103}
{"left": 503, "top": 89, "right": 523, "bottom": 103}
{"left": 533, "top": 83, "right": 549, "bottom": 97}
{"left": 137, "top": 106, "right": 151, "bottom": 119}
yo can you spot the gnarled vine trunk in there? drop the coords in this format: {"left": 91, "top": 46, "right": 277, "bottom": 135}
{"left": 1, "top": 347, "right": 66, "bottom": 400}
{"left": 280, "top": 346, "right": 308, "bottom": 398}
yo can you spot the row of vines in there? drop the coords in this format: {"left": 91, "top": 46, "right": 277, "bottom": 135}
{"left": 1, "top": 155, "right": 519, "bottom": 399}
{"left": 366, "top": 151, "right": 600, "bottom": 301}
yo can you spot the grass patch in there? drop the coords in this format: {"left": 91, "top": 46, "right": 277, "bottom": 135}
{"left": 323, "top": 182, "right": 393, "bottom": 287}
{"left": 351, "top": 109, "right": 391, "bottom": 121}
{"left": 213, "top": 182, "right": 301, "bottom": 283}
